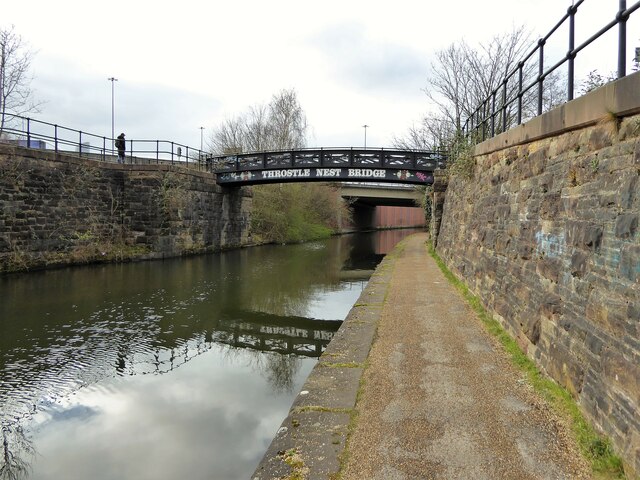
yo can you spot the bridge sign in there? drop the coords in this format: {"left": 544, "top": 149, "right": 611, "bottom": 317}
{"left": 218, "top": 166, "right": 434, "bottom": 185}
{"left": 211, "top": 148, "right": 446, "bottom": 186}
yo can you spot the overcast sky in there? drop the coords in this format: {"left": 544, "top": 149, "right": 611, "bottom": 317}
{"left": 3, "top": 0, "right": 637, "bottom": 151}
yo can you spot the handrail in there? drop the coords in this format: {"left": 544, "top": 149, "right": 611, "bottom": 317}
{"left": 211, "top": 148, "right": 448, "bottom": 174}
{"left": 0, "top": 112, "right": 209, "bottom": 171}
{"left": 463, "top": 0, "right": 640, "bottom": 143}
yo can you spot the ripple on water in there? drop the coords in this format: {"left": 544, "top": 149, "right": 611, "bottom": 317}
{"left": 0, "top": 293, "right": 188, "bottom": 426}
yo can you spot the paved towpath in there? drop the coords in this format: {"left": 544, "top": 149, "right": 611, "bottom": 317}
{"left": 340, "top": 233, "right": 589, "bottom": 479}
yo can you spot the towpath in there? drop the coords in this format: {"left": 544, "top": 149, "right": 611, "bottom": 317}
{"left": 253, "top": 232, "right": 590, "bottom": 480}
{"left": 340, "top": 232, "right": 589, "bottom": 480}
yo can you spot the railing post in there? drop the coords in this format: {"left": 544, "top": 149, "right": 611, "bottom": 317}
{"left": 79, "top": 131, "right": 83, "bottom": 156}
{"left": 538, "top": 38, "right": 545, "bottom": 116}
{"left": 501, "top": 80, "right": 507, "bottom": 133}
{"left": 481, "top": 101, "right": 487, "bottom": 141}
{"left": 349, "top": 147, "right": 354, "bottom": 167}
{"left": 102, "top": 136, "right": 106, "bottom": 161}
{"left": 55, "top": 125, "right": 59, "bottom": 153}
{"left": 171, "top": 142, "right": 174, "bottom": 164}
{"left": 618, "top": 0, "right": 628, "bottom": 78}
{"left": 156, "top": 140, "right": 159, "bottom": 163}
{"left": 567, "top": 4, "right": 576, "bottom": 100}
{"left": 517, "top": 62, "right": 523, "bottom": 125}
{"left": 491, "top": 91, "right": 496, "bottom": 137}
{"left": 26, "top": 118, "right": 31, "bottom": 146}
{"left": 320, "top": 147, "right": 324, "bottom": 167}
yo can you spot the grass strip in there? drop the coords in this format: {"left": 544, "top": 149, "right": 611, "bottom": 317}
{"left": 426, "top": 240, "right": 626, "bottom": 479}
{"left": 319, "top": 362, "right": 364, "bottom": 369}
{"left": 291, "top": 406, "right": 352, "bottom": 415}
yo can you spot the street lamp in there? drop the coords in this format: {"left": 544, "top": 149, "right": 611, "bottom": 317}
{"left": 108, "top": 77, "right": 118, "bottom": 153}
{"left": 199, "top": 126, "right": 205, "bottom": 151}
{"left": 362, "top": 124, "right": 369, "bottom": 149}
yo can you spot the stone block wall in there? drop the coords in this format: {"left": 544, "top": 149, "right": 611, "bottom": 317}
{"left": 0, "top": 144, "right": 251, "bottom": 273}
{"left": 435, "top": 105, "right": 640, "bottom": 476}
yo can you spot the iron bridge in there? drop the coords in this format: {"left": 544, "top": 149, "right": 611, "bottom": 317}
{"left": 211, "top": 148, "right": 447, "bottom": 186}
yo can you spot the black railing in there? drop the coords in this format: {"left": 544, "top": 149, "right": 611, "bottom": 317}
{"left": 212, "top": 148, "right": 447, "bottom": 173}
{"left": 463, "top": 0, "right": 640, "bottom": 142}
{"left": 0, "top": 113, "right": 209, "bottom": 170}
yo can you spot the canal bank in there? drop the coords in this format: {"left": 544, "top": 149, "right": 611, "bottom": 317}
{"left": 253, "top": 232, "right": 593, "bottom": 480}
{"left": 0, "top": 144, "right": 251, "bottom": 274}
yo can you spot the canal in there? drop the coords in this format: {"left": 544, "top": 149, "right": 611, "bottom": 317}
{"left": 0, "top": 229, "right": 421, "bottom": 480}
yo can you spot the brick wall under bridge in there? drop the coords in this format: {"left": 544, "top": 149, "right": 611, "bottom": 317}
{"left": 432, "top": 72, "right": 640, "bottom": 477}
{"left": 375, "top": 206, "right": 425, "bottom": 229}
{"left": 340, "top": 183, "right": 425, "bottom": 231}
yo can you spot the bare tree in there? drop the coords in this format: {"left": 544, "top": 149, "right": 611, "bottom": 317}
{"left": 0, "top": 26, "right": 40, "bottom": 134}
{"left": 210, "top": 88, "right": 308, "bottom": 154}
{"left": 243, "top": 104, "right": 271, "bottom": 152}
{"left": 426, "top": 27, "right": 533, "bottom": 133}
{"left": 578, "top": 70, "right": 617, "bottom": 96}
{"left": 392, "top": 114, "right": 454, "bottom": 151}
{"left": 395, "top": 26, "right": 567, "bottom": 150}
{"left": 211, "top": 117, "right": 246, "bottom": 154}
{"left": 267, "top": 89, "right": 307, "bottom": 150}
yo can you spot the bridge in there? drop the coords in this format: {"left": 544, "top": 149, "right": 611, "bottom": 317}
{"left": 211, "top": 148, "right": 447, "bottom": 186}
{"left": 340, "top": 182, "right": 422, "bottom": 207}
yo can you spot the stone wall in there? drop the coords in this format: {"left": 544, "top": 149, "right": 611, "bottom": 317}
{"left": 435, "top": 74, "right": 640, "bottom": 477}
{"left": 0, "top": 144, "right": 251, "bottom": 273}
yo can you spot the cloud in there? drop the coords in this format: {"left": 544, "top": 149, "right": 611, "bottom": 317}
{"left": 309, "top": 23, "right": 430, "bottom": 95}
{"left": 31, "top": 348, "right": 315, "bottom": 480}
{"left": 30, "top": 53, "right": 220, "bottom": 148}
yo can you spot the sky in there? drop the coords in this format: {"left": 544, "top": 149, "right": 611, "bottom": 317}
{"left": 2, "top": 0, "right": 637, "bottom": 151}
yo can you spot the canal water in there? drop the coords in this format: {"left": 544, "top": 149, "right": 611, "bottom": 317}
{"left": 0, "top": 229, "right": 421, "bottom": 480}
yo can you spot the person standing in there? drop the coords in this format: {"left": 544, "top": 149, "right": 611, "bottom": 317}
{"left": 115, "top": 133, "right": 126, "bottom": 163}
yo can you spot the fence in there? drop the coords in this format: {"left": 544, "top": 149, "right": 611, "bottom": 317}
{"left": 463, "top": 0, "right": 640, "bottom": 142}
{"left": 0, "top": 113, "right": 210, "bottom": 171}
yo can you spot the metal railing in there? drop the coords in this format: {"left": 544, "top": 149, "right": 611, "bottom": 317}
{"left": 212, "top": 148, "right": 448, "bottom": 173}
{"left": 463, "top": 0, "right": 640, "bottom": 142}
{"left": 0, "top": 113, "right": 210, "bottom": 171}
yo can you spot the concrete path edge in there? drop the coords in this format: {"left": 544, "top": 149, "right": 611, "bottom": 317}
{"left": 251, "top": 240, "right": 404, "bottom": 480}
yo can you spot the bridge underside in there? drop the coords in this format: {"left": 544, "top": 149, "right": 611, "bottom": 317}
{"left": 340, "top": 184, "right": 421, "bottom": 207}
{"left": 338, "top": 185, "right": 424, "bottom": 231}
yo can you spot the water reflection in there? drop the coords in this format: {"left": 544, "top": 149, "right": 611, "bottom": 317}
{"left": 1, "top": 423, "right": 35, "bottom": 480}
{"left": 0, "top": 229, "right": 422, "bottom": 479}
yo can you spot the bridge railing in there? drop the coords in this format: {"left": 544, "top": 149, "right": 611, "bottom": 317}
{"left": 0, "top": 113, "right": 209, "bottom": 170}
{"left": 211, "top": 148, "right": 447, "bottom": 173}
{"left": 463, "top": 0, "right": 640, "bottom": 142}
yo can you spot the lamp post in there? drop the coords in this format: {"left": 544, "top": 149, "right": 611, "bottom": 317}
{"left": 362, "top": 124, "right": 369, "bottom": 149}
{"left": 108, "top": 77, "right": 118, "bottom": 153}
{"left": 199, "top": 126, "right": 204, "bottom": 151}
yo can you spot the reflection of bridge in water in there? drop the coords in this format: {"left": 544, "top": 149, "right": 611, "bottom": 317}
{"left": 211, "top": 310, "right": 342, "bottom": 358}
{"left": 117, "top": 310, "right": 343, "bottom": 376}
